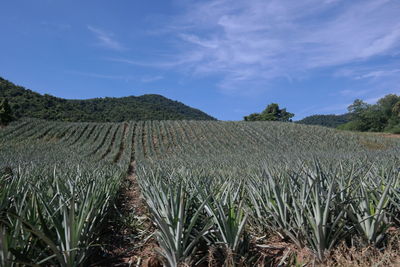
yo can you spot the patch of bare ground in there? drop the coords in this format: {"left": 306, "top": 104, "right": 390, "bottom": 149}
{"left": 250, "top": 234, "right": 314, "bottom": 266}
{"left": 378, "top": 133, "right": 400, "bottom": 138}
{"left": 320, "top": 232, "right": 400, "bottom": 266}
{"left": 248, "top": 229, "right": 400, "bottom": 266}
{"left": 359, "top": 132, "right": 400, "bottom": 139}
{"left": 91, "top": 162, "right": 162, "bottom": 267}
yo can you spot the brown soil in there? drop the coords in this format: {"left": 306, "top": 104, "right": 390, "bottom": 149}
{"left": 91, "top": 162, "right": 162, "bottom": 266}
{"left": 379, "top": 133, "right": 400, "bottom": 138}
{"left": 252, "top": 230, "right": 400, "bottom": 267}
{"left": 251, "top": 234, "right": 314, "bottom": 266}
{"left": 360, "top": 132, "right": 400, "bottom": 139}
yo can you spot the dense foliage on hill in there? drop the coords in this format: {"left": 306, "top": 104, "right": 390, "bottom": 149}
{"left": 0, "top": 77, "right": 216, "bottom": 122}
{"left": 244, "top": 103, "right": 294, "bottom": 121}
{"left": 297, "top": 114, "right": 351, "bottom": 128}
{"left": 0, "top": 98, "right": 12, "bottom": 125}
{"left": 339, "top": 94, "right": 400, "bottom": 133}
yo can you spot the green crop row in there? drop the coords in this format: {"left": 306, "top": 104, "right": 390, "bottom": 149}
{"left": 1, "top": 118, "right": 399, "bottom": 266}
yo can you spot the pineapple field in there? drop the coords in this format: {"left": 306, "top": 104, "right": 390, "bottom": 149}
{"left": 1, "top": 118, "right": 400, "bottom": 266}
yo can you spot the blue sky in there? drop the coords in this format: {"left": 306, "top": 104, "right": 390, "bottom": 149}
{"left": 1, "top": 0, "right": 400, "bottom": 120}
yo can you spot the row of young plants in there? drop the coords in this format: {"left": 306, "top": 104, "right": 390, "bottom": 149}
{"left": 0, "top": 127, "right": 128, "bottom": 266}
{"left": 136, "top": 140, "right": 400, "bottom": 266}
{"left": 4, "top": 119, "right": 396, "bottom": 163}
{"left": 250, "top": 158, "right": 400, "bottom": 261}
{"left": 0, "top": 162, "right": 123, "bottom": 266}
{"left": 1, "top": 119, "right": 399, "bottom": 266}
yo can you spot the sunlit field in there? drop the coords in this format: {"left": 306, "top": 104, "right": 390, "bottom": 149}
{"left": 1, "top": 118, "right": 400, "bottom": 266}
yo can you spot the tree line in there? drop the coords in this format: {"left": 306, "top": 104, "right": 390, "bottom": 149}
{"left": 2, "top": 74, "right": 399, "bottom": 134}
{"left": 339, "top": 94, "right": 400, "bottom": 133}
{"left": 245, "top": 94, "right": 400, "bottom": 134}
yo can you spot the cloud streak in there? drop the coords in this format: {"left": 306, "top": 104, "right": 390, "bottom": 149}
{"left": 67, "top": 71, "right": 163, "bottom": 84}
{"left": 88, "top": 25, "right": 125, "bottom": 51}
{"left": 144, "top": 0, "right": 400, "bottom": 91}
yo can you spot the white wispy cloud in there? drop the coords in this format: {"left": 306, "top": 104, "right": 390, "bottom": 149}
{"left": 67, "top": 70, "right": 163, "bottom": 84}
{"left": 356, "top": 69, "right": 400, "bottom": 80}
{"left": 339, "top": 89, "right": 372, "bottom": 98}
{"left": 140, "top": 75, "right": 164, "bottom": 83}
{"left": 68, "top": 70, "right": 133, "bottom": 80}
{"left": 87, "top": 25, "right": 125, "bottom": 51}
{"left": 139, "top": 0, "right": 400, "bottom": 91}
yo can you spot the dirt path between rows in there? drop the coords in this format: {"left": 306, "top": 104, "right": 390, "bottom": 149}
{"left": 361, "top": 132, "right": 400, "bottom": 139}
{"left": 92, "top": 162, "right": 161, "bottom": 267}
{"left": 379, "top": 133, "right": 400, "bottom": 138}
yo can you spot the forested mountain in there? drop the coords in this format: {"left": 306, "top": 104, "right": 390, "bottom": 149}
{"left": 297, "top": 114, "right": 351, "bottom": 128}
{"left": 0, "top": 77, "right": 216, "bottom": 122}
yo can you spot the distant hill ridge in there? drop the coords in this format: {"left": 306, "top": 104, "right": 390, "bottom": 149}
{"left": 0, "top": 77, "right": 216, "bottom": 122}
{"left": 297, "top": 114, "right": 351, "bottom": 128}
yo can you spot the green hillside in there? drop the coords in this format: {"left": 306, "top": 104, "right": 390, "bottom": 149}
{"left": 297, "top": 113, "right": 351, "bottom": 128}
{"left": 0, "top": 77, "right": 216, "bottom": 122}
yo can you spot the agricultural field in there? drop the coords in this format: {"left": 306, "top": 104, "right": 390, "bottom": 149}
{"left": 1, "top": 118, "right": 400, "bottom": 266}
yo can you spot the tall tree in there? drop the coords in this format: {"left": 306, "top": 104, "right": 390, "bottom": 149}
{"left": 0, "top": 98, "right": 12, "bottom": 125}
{"left": 347, "top": 99, "right": 369, "bottom": 118}
{"left": 377, "top": 94, "right": 400, "bottom": 117}
{"left": 244, "top": 103, "right": 294, "bottom": 122}
{"left": 392, "top": 101, "right": 400, "bottom": 117}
